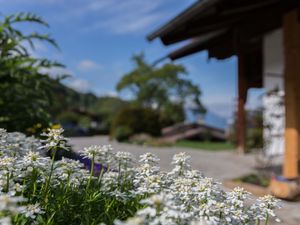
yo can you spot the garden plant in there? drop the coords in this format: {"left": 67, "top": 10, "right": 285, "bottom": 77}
{"left": 0, "top": 13, "right": 65, "bottom": 134}
{"left": 0, "top": 127, "right": 281, "bottom": 225}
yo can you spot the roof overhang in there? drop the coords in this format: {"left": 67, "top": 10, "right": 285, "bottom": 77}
{"left": 148, "top": 0, "right": 300, "bottom": 60}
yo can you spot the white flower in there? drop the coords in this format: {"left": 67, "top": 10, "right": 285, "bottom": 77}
{"left": 80, "top": 145, "right": 113, "bottom": 166}
{"left": 0, "top": 128, "right": 282, "bottom": 225}
{"left": 40, "top": 128, "right": 68, "bottom": 150}
{"left": 21, "top": 203, "right": 44, "bottom": 219}
{"left": 0, "top": 217, "right": 12, "bottom": 225}
{"left": 115, "top": 217, "right": 145, "bottom": 225}
{"left": 114, "top": 151, "right": 135, "bottom": 171}
{"left": 0, "top": 157, "right": 15, "bottom": 171}
{"left": 139, "top": 153, "right": 160, "bottom": 166}
{"left": 170, "top": 152, "right": 192, "bottom": 176}
{"left": 0, "top": 194, "right": 24, "bottom": 213}
{"left": 251, "top": 195, "right": 281, "bottom": 222}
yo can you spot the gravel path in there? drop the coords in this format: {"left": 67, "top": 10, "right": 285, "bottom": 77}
{"left": 69, "top": 136, "right": 300, "bottom": 225}
{"left": 69, "top": 135, "right": 257, "bottom": 181}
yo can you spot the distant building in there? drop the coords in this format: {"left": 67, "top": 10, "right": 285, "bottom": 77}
{"left": 162, "top": 122, "right": 226, "bottom": 143}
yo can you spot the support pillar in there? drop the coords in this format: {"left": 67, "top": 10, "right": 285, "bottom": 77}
{"left": 237, "top": 52, "right": 248, "bottom": 154}
{"left": 283, "top": 9, "right": 300, "bottom": 179}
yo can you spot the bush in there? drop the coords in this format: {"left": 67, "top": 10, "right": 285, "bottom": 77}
{"left": 114, "top": 126, "right": 133, "bottom": 142}
{"left": 0, "top": 13, "right": 64, "bottom": 134}
{"left": 111, "top": 106, "right": 161, "bottom": 141}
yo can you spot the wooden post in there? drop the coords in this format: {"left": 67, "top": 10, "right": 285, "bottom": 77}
{"left": 283, "top": 9, "right": 300, "bottom": 179}
{"left": 237, "top": 52, "right": 247, "bottom": 154}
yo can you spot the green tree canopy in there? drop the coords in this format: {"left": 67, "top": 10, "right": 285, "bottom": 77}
{"left": 116, "top": 54, "right": 205, "bottom": 126}
{"left": 0, "top": 13, "right": 64, "bottom": 133}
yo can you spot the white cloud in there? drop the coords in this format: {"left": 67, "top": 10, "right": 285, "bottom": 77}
{"left": 51, "top": 0, "right": 170, "bottom": 34}
{"left": 3, "top": 0, "right": 187, "bottom": 34}
{"left": 0, "top": 0, "right": 59, "bottom": 4}
{"left": 77, "top": 60, "right": 101, "bottom": 71}
{"left": 86, "top": 0, "right": 166, "bottom": 34}
{"left": 67, "top": 78, "right": 91, "bottom": 93}
{"left": 105, "top": 91, "right": 118, "bottom": 97}
{"left": 39, "top": 67, "right": 72, "bottom": 79}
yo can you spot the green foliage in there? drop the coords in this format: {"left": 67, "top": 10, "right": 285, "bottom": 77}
{"left": 111, "top": 106, "right": 161, "bottom": 141}
{"left": 0, "top": 12, "right": 64, "bottom": 134}
{"left": 159, "top": 102, "right": 185, "bottom": 127}
{"left": 247, "top": 128, "right": 263, "bottom": 149}
{"left": 116, "top": 54, "right": 205, "bottom": 126}
{"left": 228, "top": 108, "right": 263, "bottom": 151}
{"left": 56, "top": 111, "right": 79, "bottom": 125}
{"left": 234, "top": 173, "right": 270, "bottom": 187}
{"left": 89, "top": 96, "right": 129, "bottom": 133}
{"left": 246, "top": 109, "right": 263, "bottom": 149}
{"left": 114, "top": 126, "right": 133, "bottom": 142}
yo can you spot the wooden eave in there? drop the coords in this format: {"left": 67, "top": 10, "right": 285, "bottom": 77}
{"left": 147, "top": 0, "right": 220, "bottom": 42}
{"left": 149, "top": 0, "right": 299, "bottom": 46}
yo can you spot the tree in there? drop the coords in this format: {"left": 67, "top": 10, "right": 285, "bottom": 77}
{"left": 116, "top": 54, "right": 205, "bottom": 126}
{"left": 89, "top": 96, "right": 129, "bottom": 133}
{"left": 0, "top": 13, "right": 64, "bottom": 134}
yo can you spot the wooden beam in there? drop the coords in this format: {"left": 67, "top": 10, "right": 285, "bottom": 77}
{"left": 168, "top": 30, "right": 228, "bottom": 60}
{"left": 161, "top": 1, "right": 298, "bottom": 45}
{"left": 237, "top": 51, "right": 247, "bottom": 154}
{"left": 283, "top": 9, "right": 300, "bottom": 179}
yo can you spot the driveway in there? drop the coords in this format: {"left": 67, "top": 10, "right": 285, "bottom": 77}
{"left": 69, "top": 135, "right": 256, "bottom": 181}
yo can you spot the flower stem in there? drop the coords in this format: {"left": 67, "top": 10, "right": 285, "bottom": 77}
{"left": 87, "top": 154, "right": 95, "bottom": 189}
{"left": 6, "top": 172, "right": 10, "bottom": 192}
{"left": 43, "top": 148, "right": 56, "bottom": 202}
{"left": 264, "top": 213, "right": 269, "bottom": 225}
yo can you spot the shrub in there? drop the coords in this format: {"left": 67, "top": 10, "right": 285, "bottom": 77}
{"left": 114, "top": 126, "right": 133, "bottom": 142}
{"left": 0, "top": 13, "right": 64, "bottom": 134}
{"left": 111, "top": 106, "right": 161, "bottom": 141}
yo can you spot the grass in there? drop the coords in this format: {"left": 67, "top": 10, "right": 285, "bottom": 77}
{"left": 233, "top": 173, "right": 270, "bottom": 187}
{"left": 175, "top": 140, "right": 235, "bottom": 151}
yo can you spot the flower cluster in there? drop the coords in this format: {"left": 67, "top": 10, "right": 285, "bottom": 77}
{"left": 0, "top": 128, "right": 281, "bottom": 225}
{"left": 40, "top": 128, "right": 68, "bottom": 150}
{"left": 0, "top": 194, "right": 25, "bottom": 225}
{"left": 116, "top": 151, "right": 281, "bottom": 225}
{"left": 0, "top": 129, "right": 89, "bottom": 224}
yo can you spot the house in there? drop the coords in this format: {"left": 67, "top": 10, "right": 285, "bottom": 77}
{"left": 162, "top": 122, "right": 226, "bottom": 143}
{"left": 159, "top": 108, "right": 227, "bottom": 143}
{"left": 147, "top": 0, "right": 300, "bottom": 183}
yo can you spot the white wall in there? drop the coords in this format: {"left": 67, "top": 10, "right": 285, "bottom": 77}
{"left": 263, "top": 28, "right": 285, "bottom": 158}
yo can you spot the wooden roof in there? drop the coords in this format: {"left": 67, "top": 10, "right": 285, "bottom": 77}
{"left": 148, "top": 0, "right": 300, "bottom": 60}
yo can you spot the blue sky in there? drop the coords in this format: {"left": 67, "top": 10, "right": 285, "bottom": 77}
{"left": 1, "top": 0, "right": 263, "bottom": 120}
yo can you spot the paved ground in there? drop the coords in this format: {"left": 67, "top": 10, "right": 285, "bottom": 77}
{"left": 69, "top": 136, "right": 300, "bottom": 225}
{"left": 70, "top": 136, "right": 257, "bottom": 181}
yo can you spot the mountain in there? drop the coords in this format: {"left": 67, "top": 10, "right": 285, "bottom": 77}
{"left": 185, "top": 109, "right": 227, "bottom": 130}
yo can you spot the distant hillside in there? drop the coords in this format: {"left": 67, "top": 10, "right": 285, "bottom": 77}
{"left": 49, "top": 81, "right": 99, "bottom": 117}
{"left": 49, "top": 81, "right": 129, "bottom": 135}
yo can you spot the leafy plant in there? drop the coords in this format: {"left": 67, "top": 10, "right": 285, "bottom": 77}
{"left": 0, "top": 13, "right": 65, "bottom": 134}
